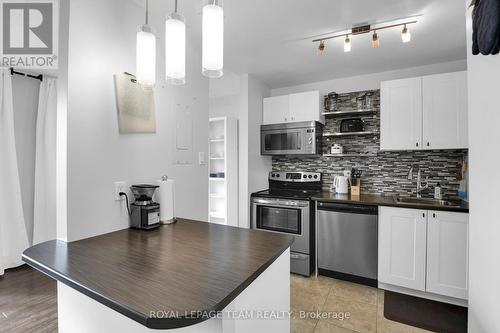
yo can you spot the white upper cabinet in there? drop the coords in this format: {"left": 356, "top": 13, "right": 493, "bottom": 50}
{"left": 426, "top": 211, "right": 469, "bottom": 299}
{"left": 378, "top": 207, "right": 427, "bottom": 291}
{"left": 423, "top": 72, "right": 468, "bottom": 149}
{"left": 380, "top": 71, "right": 468, "bottom": 151}
{"left": 289, "top": 91, "right": 322, "bottom": 123}
{"left": 380, "top": 78, "right": 423, "bottom": 150}
{"left": 263, "top": 95, "right": 289, "bottom": 124}
{"left": 263, "top": 91, "right": 323, "bottom": 125}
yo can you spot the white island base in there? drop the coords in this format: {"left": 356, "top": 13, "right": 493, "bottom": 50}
{"left": 57, "top": 249, "right": 290, "bottom": 333}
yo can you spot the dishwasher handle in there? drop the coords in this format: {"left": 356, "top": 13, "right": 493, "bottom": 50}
{"left": 317, "top": 202, "right": 378, "bottom": 215}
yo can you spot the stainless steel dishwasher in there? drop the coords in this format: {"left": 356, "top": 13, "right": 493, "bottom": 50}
{"left": 317, "top": 202, "right": 378, "bottom": 287}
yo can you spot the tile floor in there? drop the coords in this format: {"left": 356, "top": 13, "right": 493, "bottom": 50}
{"left": 290, "top": 274, "right": 432, "bottom": 333}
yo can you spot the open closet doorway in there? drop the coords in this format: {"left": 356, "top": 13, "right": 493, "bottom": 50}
{"left": 0, "top": 68, "right": 57, "bottom": 275}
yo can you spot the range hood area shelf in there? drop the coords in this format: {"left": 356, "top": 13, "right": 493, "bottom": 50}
{"left": 323, "top": 153, "right": 377, "bottom": 158}
{"left": 322, "top": 108, "right": 377, "bottom": 117}
{"left": 323, "top": 130, "right": 379, "bottom": 137}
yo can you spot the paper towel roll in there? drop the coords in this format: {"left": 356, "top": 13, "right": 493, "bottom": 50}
{"left": 156, "top": 178, "right": 175, "bottom": 224}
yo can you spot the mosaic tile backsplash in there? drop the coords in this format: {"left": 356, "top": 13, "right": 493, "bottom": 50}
{"left": 272, "top": 90, "right": 468, "bottom": 198}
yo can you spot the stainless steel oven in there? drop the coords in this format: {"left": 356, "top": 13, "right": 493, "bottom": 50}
{"left": 260, "top": 121, "right": 323, "bottom": 156}
{"left": 251, "top": 197, "right": 312, "bottom": 276}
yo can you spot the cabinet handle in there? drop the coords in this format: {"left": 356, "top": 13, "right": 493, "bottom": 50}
{"left": 416, "top": 142, "right": 419, "bottom": 147}
{"left": 422, "top": 212, "right": 425, "bottom": 218}
{"left": 433, "top": 213, "right": 436, "bottom": 218}
{"left": 427, "top": 142, "right": 430, "bottom": 147}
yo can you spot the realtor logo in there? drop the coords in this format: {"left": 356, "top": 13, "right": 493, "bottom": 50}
{"left": 0, "top": 0, "right": 58, "bottom": 69}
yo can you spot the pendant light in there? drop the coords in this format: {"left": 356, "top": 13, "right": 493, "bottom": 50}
{"left": 136, "top": 0, "right": 156, "bottom": 86}
{"left": 401, "top": 24, "right": 411, "bottom": 43}
{"left": 202, "top": 0, "right": 224, "bottom": 78}
{"left": 344, "top": 35, "right": 351, "bottom": 52}
{"left": 165, "top": 0, "right": 186, "bottom": 85}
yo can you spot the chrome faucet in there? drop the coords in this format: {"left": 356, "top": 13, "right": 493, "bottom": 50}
{"left": 407, "top": 166, "right": 429, "bottom": 198}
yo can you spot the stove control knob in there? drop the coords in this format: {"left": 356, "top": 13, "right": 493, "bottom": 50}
{"left": 308, "top": 175, "right": 312, "bottom": 179}
{"left": 314, "top": 175, "right": 318, "bottom": 179}
{"left": 276, "top": 174, "right": 280, "bottom": 178}
{"left": 303, "top": 175, "right": 307, "bottom": 179}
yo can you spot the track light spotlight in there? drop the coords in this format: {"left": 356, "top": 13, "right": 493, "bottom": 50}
{"left": 344, "top": 35, "right": 351, "bottom": 52}
{"left": 317, "top": 40, "right": 325, "bottom": 56}
{"left": 401, "top": 24, "right": 411, "bottom": 43}
{"left": 372, "top": 31, "right": 380, "bottom": 48}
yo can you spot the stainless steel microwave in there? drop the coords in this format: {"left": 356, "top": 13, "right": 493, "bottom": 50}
{"left": 260, "top": 121, "right": 323, "bottom": 156}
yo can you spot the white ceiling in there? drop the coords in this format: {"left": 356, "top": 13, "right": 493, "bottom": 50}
{"left": 146, "top": 0, "right": 467, "bottom": 88}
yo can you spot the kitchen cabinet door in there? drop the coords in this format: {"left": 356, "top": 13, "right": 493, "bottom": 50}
{"left": 378, "top": 207, "right": 427, "bottom": 291}
{"left": 426, "top": 211, "right": 469, "bottom": 299}
{"left": 263, "top": 95, "right": 289, "bottom": 125}
{"left": 289, "top": 91, "right": 323, "bottom": 123}
{"left": 423, "top": 72, "right": 468, "bottom": 150}
{"left": 380, "top": 77, "right": 423, "bottom": 150}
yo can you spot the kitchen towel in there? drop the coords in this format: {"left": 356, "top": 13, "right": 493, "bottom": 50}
{"left": 156, "top": 178, "right": 176, "bottom": 224}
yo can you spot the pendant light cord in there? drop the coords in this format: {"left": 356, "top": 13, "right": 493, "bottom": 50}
{"left": 174, "top": 0, "right": 178, "bottom": 13}
{"left": 145, "top": 0, "right": 149, "bottom": 24}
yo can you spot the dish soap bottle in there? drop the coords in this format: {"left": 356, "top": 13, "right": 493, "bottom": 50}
{"left": 434, "top": 183, "right": 442, "bottom": 200}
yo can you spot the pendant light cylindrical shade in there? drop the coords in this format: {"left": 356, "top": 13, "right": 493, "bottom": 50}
{"left": 136, "top": 25, "right": 156, "bottom": 85}
{"left": 202, "top": 0, "right": 224, "bottom": 78}
{"left": 165, "top": 12, "right": 186, "bottom": 85}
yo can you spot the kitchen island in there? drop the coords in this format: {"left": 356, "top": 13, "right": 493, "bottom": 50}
{"left": 22, "top": 219, "right": 293, "bottom": 333}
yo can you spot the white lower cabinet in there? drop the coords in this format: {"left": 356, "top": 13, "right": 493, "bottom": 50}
{"left": 378, "top": 207, "right": 427, "bottom": 291}
{"left": 426, "top": 210, "right": 469, "bottom": 299}
{"left": 379, "top": 207, "right": 469, "bottom": 300}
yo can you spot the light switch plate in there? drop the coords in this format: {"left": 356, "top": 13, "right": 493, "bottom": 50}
{"left": 198, "top": 152, "right": 206, "bottom": 165}
{"left": 114, "top": 181, "right": 126, "bottom": 201}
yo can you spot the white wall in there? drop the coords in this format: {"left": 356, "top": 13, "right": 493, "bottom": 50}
{"left": 271, "top": 60, "right": 467, "bottom": 96}
{"left": 57, "top": 0, "right": 69, "bottom": 241}
{"left": 238, "top": 74, "right": 272, "bottom": 229}
{"left": 466, "top": 4, "right": 500, "bottom": 332}
{"left": 209, "top": 73, "right": 271, "bottom": 228}
{"left": 66, "top": 0, "right": 208, "bottom": 241}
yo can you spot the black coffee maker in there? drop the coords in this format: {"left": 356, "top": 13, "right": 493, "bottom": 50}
{"left": 129, "top": 184, "right": 160, "bottom": 230}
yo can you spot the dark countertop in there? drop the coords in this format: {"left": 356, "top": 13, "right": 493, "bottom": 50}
{"left": 22, "top": 219, "right": 293, "bottom": 329}
{"left": 311, "top": 192, "right": 469, "bottom": 213}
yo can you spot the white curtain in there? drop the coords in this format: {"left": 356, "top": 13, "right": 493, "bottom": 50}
{"left": 33, "top": 78, "right": 57, "bottom": 245}
{"left": 0, "top": 69, "right": 30, "bottom": 275}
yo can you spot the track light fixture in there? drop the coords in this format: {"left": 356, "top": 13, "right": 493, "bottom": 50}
{"left": 312, "top": 19, "right": 416, "bottom": 54}
{"left": 317, "top": 40, "right": 325, "bottom": 56}
{"left": 372, "top": 31, "right": 380, "bottom": 48}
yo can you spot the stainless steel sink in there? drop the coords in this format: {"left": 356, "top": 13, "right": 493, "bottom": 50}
{"left": 394, "top": 197, "right": 462, "bottom": 208}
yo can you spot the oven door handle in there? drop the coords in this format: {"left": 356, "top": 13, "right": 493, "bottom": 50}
{"left": 290, "top": 253, "right": 309, "bottom": 260}
{"left": 252, "top": 199, "right": 309, "bottom": 208}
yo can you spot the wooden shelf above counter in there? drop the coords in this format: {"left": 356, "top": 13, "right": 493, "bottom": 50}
{"left": 322, "top": 108, "right": 377, "bottom": 117}
{"left": 323, "top": 130, "right": 379, "bottom": 137}
{"left": 323, "top": 153, "right": 377, "bottom": 158}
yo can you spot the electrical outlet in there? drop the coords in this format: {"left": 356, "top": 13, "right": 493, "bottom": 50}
{"left": 114, "top": 181, "right": 126, "bottom": 201}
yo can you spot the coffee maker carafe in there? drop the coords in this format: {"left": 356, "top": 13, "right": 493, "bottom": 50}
{"left": 129, "top": 184, "right": 160, "bottom": 230}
